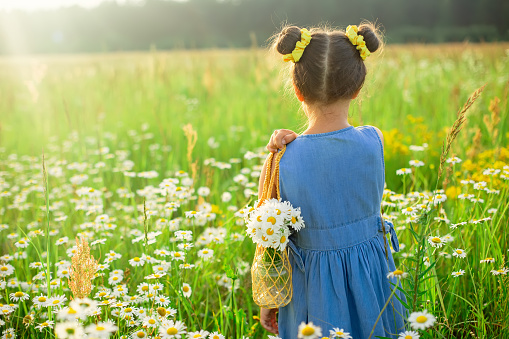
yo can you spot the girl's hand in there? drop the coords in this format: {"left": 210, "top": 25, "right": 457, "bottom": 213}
{"left": 267, "top": 129, "right": 298, "bottom": 153}
{"left": 260, "top": 307, "right": 279, "bottom": 334}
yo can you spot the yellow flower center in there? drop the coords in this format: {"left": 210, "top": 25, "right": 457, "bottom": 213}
{"left": 213, "top": 336, "right": 219, "bottom": 339}
{"left": 455, "top": 250, "right": 462, "bottom": 254}
{"left": 96, "top": 326, "right": 105, "bottom": 331}
{"left": 267, "top": 217, "right": 276, "bottom": 225}
{"left": 291, "top": 217, "right": 297, "bottom": 223}
{"left": 38, "top": 297, "right": 47, "bottom": 302}
{"left": 149, "top": 319, "right": 156, "bottom": 324}
{"left": 137, "top": 332, "right": 146, "bottom": 338}
{"left": 276, "top": 209, "right": 281, "bottom": 215}
{"left": 280, "top": 236, "right": 286, "bottom": 243}
{"left": 183, "top": 286, "right": 190, "bottom": 292}
{"left": 266, "top": 228, "right": 274, "bottom": 235}
{"left": 203, "top": 250, "right": 209, "bottom": 254}
{"left": 14, "top": 292, "right": 24, "bottom": 297}
{"left": 405, "top": 336, "right": 412, "bottom": 339}
{"left": 167, "top": 327, "right": 178, "bottom": 335}
{"left": 133, "top": 257, "right": 140, "bottom": 262}
{"left": 68, "top": 308, "right": 77, "bottom": 314}
{"left": 256, "top": 216, "right": 262, "bottom": 222}
{"left": 194, "top": 335, "right": 202, "bottom": 338}
{"left": 301, "top": 326, "right": 315, "bottom": 335}
{"left": 416, "top": 315, "right": 427, "bottom": 323}
{"left": 42, "top": 322, "right": 49, "bottom": 326}
{"left": 125, "top": 307, "right": 132, "bottom": 312}
{"left": 406, "top": 207, "right": 413, "bottom": 211}
{"left": 157, "top": 307, "right": 166, "bottom": 316}
{"left": 99, "top": 292, "right": 107, "bottom": 297}
{"left": 497, "top": 269, "right": 504, "bottom": 273}
{"left": 142, "top": 286, "right": 149, "bottom": 291}
{"left": 0, "top": 267, "right": 7, "bottom": 271}
{"left": 393, "top": 270, "right": 404, "bottom": 276}
{"left": 62, "top": 270, "right": 68, "bottom": 274}
{"left": 174, "top": 253, "right": 181, "bottom": 257}
{"left": 431, "top": 237, "right": 441, "bottom": 243}
{"left": 52, "top": 300, "right": 60, "bottom": 304}
{"left": 336, "top": 331, "right": 344, "bottom": 335}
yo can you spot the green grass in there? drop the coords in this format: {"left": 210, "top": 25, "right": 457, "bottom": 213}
{"left": 0, "top": 43, "right": 508, "bottom": 338}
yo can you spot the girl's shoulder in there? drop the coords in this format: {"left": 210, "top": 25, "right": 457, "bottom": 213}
{"left": 356, "top": 125, "right": 384, "bottom": 143}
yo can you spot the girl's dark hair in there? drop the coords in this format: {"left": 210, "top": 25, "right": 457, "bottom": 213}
{"left": 273, "top": 23, "right": 382, "bottom": 105}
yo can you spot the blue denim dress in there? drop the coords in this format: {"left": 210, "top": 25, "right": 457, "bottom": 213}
{"left": 277, "top": 125, "right": 407, "bottom": 339}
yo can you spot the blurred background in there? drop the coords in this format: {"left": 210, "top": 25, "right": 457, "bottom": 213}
{"left": 1, "top": 0, "right": 508, "bottom": 55}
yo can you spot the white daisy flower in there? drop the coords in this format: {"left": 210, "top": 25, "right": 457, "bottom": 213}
{"left": 186, "top": 330, "right": 209, "bottom": 339}
{"left": 297, "top": 321, "right": 322, "bottom": 339}
{"left": 408, "top": 309, "right": 436, "bottom": 330}
{"left": 197, "top": 248, "right": 214, "bottom": 260}
{"left": 159, "top": 320, "right": 186, "bottom": 338}
{"left": 451, "top": 269, "right": 465, "bottom": 277}
{"left": 35, "top": 320, "right": 54, "bottom": 332}
{"left": 427, "top": 235, "right": 445, "bottom": 248}
{"left": 452, "top": 248, "right": 466, "bottom": 258}
{"left": 480, "top": 257, "right": 495, "bottom": 263}
{"left": 32, "top": 294, "right": 49, "bottom": 307}
{"left": 446, "top": 157, "right": 462, "bottom": 164}
{"left": 398, "top": 330, "right": 420, "bottom": 339}
{"left": 387, "top": 269, "right": 409, "bottom": 279}
{"left": 9, "top": 291, "right": 30, "bottom": 302}
{"left": 329, "top": 327, "right": 353, "bottom": 338}
{"left": 409, "top": 160, "right": 424, "bottom": 167}
{"left": 54, "top": 321, "right": 85, "bottom": 338}
{"left": 396, "top": 168, "right": 412, "bottom": 175}
{"left": 182, "top": 283, "right": 192, "bottom": 298}
{"left": 85, "top": 322, "right": 118, "bottom": 337}
{"left": 491, "top": 267, "right": 508, "bottom": 275}
{"left": 208, "top": 332, "right": 226, "bottom": 339}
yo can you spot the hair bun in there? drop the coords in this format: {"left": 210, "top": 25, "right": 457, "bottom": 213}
{"left": 357, "top": 24, "right": 381, "bottom": 53}
{"left": 276, "top": 26, "right": 302, "bottom": 55}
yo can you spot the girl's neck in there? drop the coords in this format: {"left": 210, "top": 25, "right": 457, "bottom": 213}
{"left": 301, "top": 99, "right": 352, "bottom": 135}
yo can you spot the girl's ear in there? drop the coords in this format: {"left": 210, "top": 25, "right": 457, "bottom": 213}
{"left": 352, "top": 88, "right": 361, "bottom": 99}
{"left": 293, "top": 83, "right": 305, "bottom": 102}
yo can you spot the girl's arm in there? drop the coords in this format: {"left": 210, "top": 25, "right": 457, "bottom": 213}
{"left": 266, "top": 129, "right": 298, "bottom": 153}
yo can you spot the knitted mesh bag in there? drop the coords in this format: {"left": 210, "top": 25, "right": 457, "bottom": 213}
{"left": 251, "top": 146, "right": 293, "bottom": 309}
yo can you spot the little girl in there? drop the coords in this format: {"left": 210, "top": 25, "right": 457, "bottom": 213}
{"left": 257, "top": 23, "right": 407, "bottom": 339}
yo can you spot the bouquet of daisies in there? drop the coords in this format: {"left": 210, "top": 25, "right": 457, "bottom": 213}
{"left": 245, "top": 198, "right": 305, "bottom": 252}
{"left": 248, "top": 146, "right": 305, "bottom": 309}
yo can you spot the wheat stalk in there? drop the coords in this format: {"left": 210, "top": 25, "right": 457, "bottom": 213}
{"left": 183, "top": 123, "right": 198, "bottom": 183}
{"left": 437, "top": 84, "right": 486, "bottom": 180}
{"left": 68, "top": 237, "right": 98, "bottom": 299}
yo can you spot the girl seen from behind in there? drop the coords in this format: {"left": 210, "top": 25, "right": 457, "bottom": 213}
{"left": 256, "top": 23, "right": 408, "bottom": 339}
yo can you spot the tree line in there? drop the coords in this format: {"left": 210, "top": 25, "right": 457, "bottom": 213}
{"left": 1, "top": 0, "right": 508, "bottom": 54}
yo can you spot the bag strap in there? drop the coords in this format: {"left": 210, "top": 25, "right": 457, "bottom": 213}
{"left": 257, "top": 146, "right": 286, "bottom": 208}
{"left": 380, "top": 206, "right": 390, "bottom": 265}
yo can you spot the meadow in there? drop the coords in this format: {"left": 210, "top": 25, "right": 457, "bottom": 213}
{"left": 0, "top": 43, "right": 508, "bottom": 339}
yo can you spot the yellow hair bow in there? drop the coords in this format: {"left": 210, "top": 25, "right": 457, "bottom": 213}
{"left": 345, "top": 25, "right": 370, "bottom": 61}
{"left": 283, "top": 28, "right": 312, "bottom": 63}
